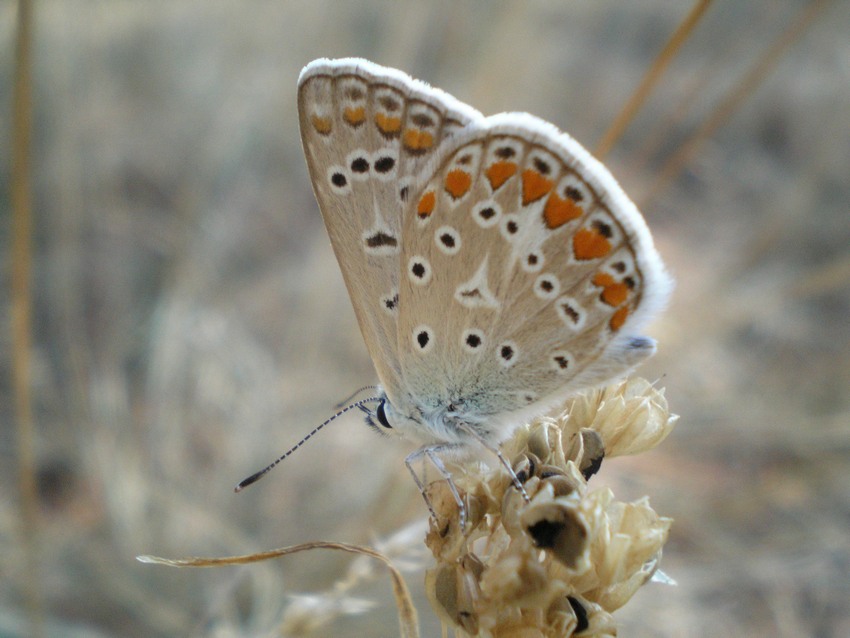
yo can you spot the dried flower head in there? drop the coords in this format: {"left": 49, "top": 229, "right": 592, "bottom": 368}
{"left": 424, "top": 378, "right": 676, "bottom": 637}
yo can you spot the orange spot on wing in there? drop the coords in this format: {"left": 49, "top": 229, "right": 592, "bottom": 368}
{"left": 417, "top": 191, "right": 436, "bottom": 218}
{"left": 311, "top": 115, "right": 332, "bottom": 135}
{"left": 445, "top": 169, "right": 472, "bottom": 199}
{"left": 610, "top": 306, "right": 630, "bottom": 331}
{"left": 592, "top": 273, "right": 630, "bottom": 306}
{"left": 522, "top": 169, "right": 554, "bottom": 205}
{"left": 485, "top": 161, "right": 517, "bottom": 190}
{"left": 403, "top": 129, "right": 434, "bottom": 152}
{"left": 592, "top": 272, "right": 615, "bottom": 287}
{"left": 543, "top": 192, "right": 583, "bottom": 229}
{"left": 343, "top": 107, "right": 366, "bottom": 126}
{"left": 375, "top": 113, "right": 402, "bottom": 136}
{"left": 573, "top": 228, "right": 612, "bottom": 260}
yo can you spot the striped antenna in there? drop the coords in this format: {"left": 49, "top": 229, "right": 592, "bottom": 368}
{"left": 234, "top": 396, "right": 381, "bottom": 492}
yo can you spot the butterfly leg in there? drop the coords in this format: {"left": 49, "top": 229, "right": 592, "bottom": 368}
{"left": 457, "top": 423, "right": 530, "bottom": 503}
{"left": 405, "top": 444, "right": 468, "bottom": 531}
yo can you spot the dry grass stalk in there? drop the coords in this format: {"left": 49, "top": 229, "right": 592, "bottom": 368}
{"left": 594, "top": 0, "right": 714, "bottom": 160}
{"left": 139, "top": 539, "right": 420, "bottom": 638}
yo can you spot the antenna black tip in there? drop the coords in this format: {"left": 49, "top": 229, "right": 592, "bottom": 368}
{"left": 234, "top": 469, "right": 266, "bottom": 493}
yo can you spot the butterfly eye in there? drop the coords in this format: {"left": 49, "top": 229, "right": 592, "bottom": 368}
{"left": 375, "top": 401, "right": 392, "bottom": 429}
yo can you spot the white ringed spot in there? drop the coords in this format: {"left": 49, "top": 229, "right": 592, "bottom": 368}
{"left": 499, "top": 214, "right": 521, "bottom": 241}
{"left": 497, "top": 341, "right": 519, "bottom": 368}
{"left": 326, "top": 165, "right": 351, "bottom": 195}
{"left": 550, "top": 350, "right": 574, "bottom": 375}
{"left": 521, "top": 249, "right": 545, "bottom": 273}
{"left": 345, "top": 150, "right": 372, "bottom": 181}
{"left": 380, "top": 290, "right": 399, "bottom": 315}
{"left": 407, "top": 256, "right": 432, "bottom": 285}
{"left": 555, "top": 296, "right": 586, "bottom": 330}
{"left": 371, "top": 148, "right": 399, "bottom": 181}
{"left": 435, "top": 226, "right": 461, "bottom": 255}
{"left": 412, "top": 325, "right": 435, "bottom": 354}
{"left": 362, "top": 225, "right": 399, "bottom": 256}
{"left": 533, "top": 273, "right": 560, "bottom": 300}
{"left": 398, "top": 176, "right": 414, "bottom": 204}
{"left": 472, "top": 200, "right": 502, "bottom": 228}
{"left": 461, "top": 328, "right": 485, "bottom": 354}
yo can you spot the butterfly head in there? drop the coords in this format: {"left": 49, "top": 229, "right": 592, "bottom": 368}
{"left": 364, "top": 395, "right": 394, "bottom": 433}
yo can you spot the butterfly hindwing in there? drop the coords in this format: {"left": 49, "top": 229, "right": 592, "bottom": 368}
{"left": 395, "top": 114, "right": 672, "bottom": 421}
{"left": 297, "top": 59, "right": 484, "bottom": 392}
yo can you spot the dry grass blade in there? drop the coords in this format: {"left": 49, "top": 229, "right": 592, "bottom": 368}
{"left": 594, "top": 0, "right": 714, "bottom": 159}
{"left": 640, "top": 0, "right": 836, "bottom": 206}
{"left": 11, "top": 0, "right": 43, "bottom": 636}
{"left": 138, "top": 541, "right": 420, "bottom": 638}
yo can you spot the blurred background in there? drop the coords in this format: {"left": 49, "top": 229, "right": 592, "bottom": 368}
{"left": 2, "top": 1, "right": 849, "bottom": 636}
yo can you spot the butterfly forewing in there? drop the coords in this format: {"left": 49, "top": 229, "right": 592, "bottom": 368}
{"left": 396, "top": 115, "right": 671, "bottom": 420}
{"left": 297, "top": 59, "right": 484, "bottom": 392}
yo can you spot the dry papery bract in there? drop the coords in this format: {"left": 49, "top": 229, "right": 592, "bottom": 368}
{"left": 424, "top": 378, "right": 677, "bottom": 637}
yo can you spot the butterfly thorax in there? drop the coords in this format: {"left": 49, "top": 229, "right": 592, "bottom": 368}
{"left": 378, "top": 390, "right": 504, "bottom": 447}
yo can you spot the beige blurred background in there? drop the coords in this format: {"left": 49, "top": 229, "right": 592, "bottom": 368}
{"left": 3, "top": 1, "right": 849, "bottom": 636}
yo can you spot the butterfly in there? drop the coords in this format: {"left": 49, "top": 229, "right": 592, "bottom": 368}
{"left": 288, "top": 58, "right": 671, "bottom": 509}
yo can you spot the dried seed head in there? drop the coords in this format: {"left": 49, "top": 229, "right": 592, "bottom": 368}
{"left": 422, "top": 378, "right": 677, "bottom": 636}
{"left": 521, "top": 498, "right": 589, "bottom": 570}
{"left": 425, "top": 553, "right": 484, "bottom": 635}
{"left": 562, "top": 378, "right": 678, "bottom": 458}
{"left": 573, "top": 429, "right": 606, "bottom": 480}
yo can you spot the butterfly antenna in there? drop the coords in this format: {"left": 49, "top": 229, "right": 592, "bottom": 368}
{"left": 334, "top": 385, "right": 380, "bottom": 408}
{"left": 234, "top": 396, "right": 382, "bottom": 492}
